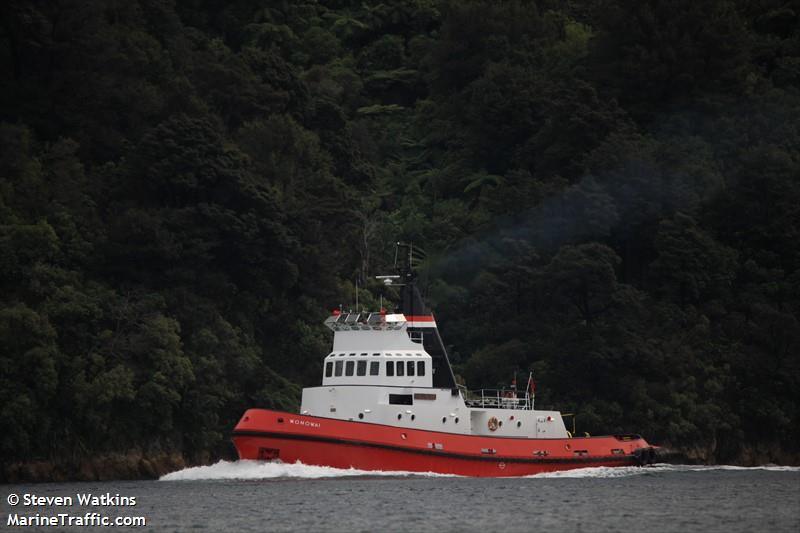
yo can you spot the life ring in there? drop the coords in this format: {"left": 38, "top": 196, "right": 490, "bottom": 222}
{"left": 488, "top": 417, "right": 499, "bottom": 431}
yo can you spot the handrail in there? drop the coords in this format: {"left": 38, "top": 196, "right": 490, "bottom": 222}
{"left": 463, "top": 389, "right": 533, "bottom": 410}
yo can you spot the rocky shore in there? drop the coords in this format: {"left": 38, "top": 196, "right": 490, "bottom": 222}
{"left": 657, "top": 442, "right": 800, "bottom": 467}
{"left": 1, "top": 450, "right": 227, "bottom": 484}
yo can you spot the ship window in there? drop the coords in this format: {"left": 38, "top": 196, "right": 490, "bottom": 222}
{"left": 338, "top": 353, "right": 345, "bottom": 357}
{"left": 325, "top": 362, "right": 333, "bottom": 377}
{"left": 407, "top": 361, "right": 415, "bottom": 376}
{"left": 386, "top": 361, "right": 395, "bottom": 376}
{"left": 357, "top": 360, "right": 367, "bottom": 376}
{"left": 360, "top": 352, "right": 367, "bottom": 357}
{"left": 396, "top": 362, "right": 405, "bottom": 377}
{"left": 334, "top": 361, "right": 343, "bottom": 376}
{"left": 389, "top": 394, "right": 413, "bottom": 405}
{"left": 349, "top": 353, "right": 356, "bottom": 357}
{"left": 345, "top": 361, "right": 355, "bottom": 376}
{"left": 372, "top": 352, "right": 380, "bottom": 356}
{"left": 370, "top": 361, "right": 379, "bottom": 375}
{"left": 417, "top": 361, "right": 425, "bottom": 376}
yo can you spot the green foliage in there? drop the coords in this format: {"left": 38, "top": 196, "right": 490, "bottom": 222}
{"left": 0, "top": 0, "right": 798, "bottom": 470}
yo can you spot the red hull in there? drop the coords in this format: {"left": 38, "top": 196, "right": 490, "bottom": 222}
{"left": 232, "top": 409, "right": 655, "bottom": 477}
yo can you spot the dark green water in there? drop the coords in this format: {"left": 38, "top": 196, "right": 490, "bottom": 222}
{"left": 3, "top": 463, "right": 799, "bottom": 532}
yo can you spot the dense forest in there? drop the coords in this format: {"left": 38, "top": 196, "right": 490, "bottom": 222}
{"left": 1, "top": 0, "right": 799, "bottom": 479}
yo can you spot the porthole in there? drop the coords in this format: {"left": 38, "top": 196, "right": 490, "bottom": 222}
{"left": 411, "top": 414, "right": 416, "bottom": 421}
{"left": 455, "top": 417, "right": 459, "bottom": 424}
{"left": 517, "top": 421, "right": 522, "bottom": 428}
{"left": 499, "top": 421, "right": 503, "bottom": 427}
{"left": 358, "top": 413, "right": 364, "bottom": 419}
{"left": 442, "top": 417, "right": 447, "bottom": 424}
{"left": 397, "top": 413, "right": 402, "bottom": 420}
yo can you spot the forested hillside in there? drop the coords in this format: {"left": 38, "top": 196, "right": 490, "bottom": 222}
{"left": 1, "top": 0, "right": 798, "bottom": 479}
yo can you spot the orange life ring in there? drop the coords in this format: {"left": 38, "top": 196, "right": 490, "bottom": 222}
{"left": 488, "top": 416, "right": 499, "bottom": 431}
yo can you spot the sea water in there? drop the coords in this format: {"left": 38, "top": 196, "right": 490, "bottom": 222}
{"left": 2, "top": 462, "right": 798, "bottom": 532}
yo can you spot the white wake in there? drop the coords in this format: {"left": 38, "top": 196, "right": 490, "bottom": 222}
{"left": 160, "top": 461, "right": 800, "bottom": 481}
{"left": 526, "top": 464, "right": 800, "bottom": 479}
{"left": 159, "top": 460, "right": 458, "bottom": 481}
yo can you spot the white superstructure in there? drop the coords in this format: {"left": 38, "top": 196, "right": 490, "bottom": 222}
{"left": 300, "top": 311, "right": 569, "bottom": 438}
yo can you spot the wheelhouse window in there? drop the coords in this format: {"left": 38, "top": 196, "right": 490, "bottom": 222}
{"left": 345, "top": 361, "right": 355, "bottom": 376}
{"left": 325, "top": 362, "right": 333, "bottom": 377}
{"left": 370, "top": 361, "right": 379, "bottom": 376}
{"left": 386, "top": 361, "right": 395, "bottom": 376}
{"left": 417, "top": 361, "right": 425, "bottom": 376}
{"left": 357, "top": 360, "right": 367, "bottom": 376}
{"left": 407, "top": 361, "right": 415, "bottom": 376}
{"left": 396, "top": 361, "right": 405, "bottom": 377}
{"left": 334, "top": 361, "right": 343, "bottom": 376}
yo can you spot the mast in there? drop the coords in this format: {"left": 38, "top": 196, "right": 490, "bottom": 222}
{"left": 395, "top": 242, "right": 458, "bottom": 390}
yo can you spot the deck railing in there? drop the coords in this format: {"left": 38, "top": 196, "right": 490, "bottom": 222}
{"left": 462, "top": 388, "right": 533, "bottom": 410}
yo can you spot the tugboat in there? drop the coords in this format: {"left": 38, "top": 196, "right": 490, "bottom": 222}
{"left": 232, "top": 244, "right": 658, "bottom": 476}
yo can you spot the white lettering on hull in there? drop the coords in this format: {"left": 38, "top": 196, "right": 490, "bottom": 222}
{"left": 289, "top": 419, "right": 321, "bottom": 428}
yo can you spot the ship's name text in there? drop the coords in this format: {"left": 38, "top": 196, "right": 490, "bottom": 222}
{"left": 289, "top": 419, "right": 321, "bottom": 428}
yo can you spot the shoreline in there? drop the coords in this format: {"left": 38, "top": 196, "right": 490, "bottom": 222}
{"left": 1, "top": 451, "right": 227, "bottom": 484}
{"left": 3, "top": 446, "right": 798, "bottom": 484}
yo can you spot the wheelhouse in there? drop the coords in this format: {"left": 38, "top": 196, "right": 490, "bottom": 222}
{"left": 322, "top": 350, "right": 433, "bottom": 387}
